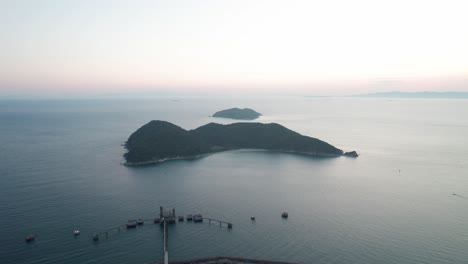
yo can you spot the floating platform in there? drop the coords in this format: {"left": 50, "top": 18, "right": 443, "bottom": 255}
{"left": 193, "top": 214, "right": 203, "bottom": 222}
{"left": 165, "top": 217, "right": 176, "bottom": 224}
{"left": 126, "top": 220, "right": 138, "bottom": 228}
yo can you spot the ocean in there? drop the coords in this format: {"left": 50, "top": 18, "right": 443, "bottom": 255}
{"left": 0, "top": 95, "right": 467, "bottom": 264}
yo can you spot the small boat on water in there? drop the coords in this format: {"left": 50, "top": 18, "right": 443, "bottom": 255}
{"left": 251, "top": 216, "right": 256, "bottom": 221}
{"left": 193, "top": 214, "right": 203, "bottom": 222}
{"left": 178, "top": 216, "right": 184, "bottom": 222}
{"left": 281, "top": 212, "right": 288, "bottom": 218}
{"left": 25, "top": 235, "right": 35, "bottom": 242}
{"left": 154, "top": 218, "right": 161, "bottom": 224}
{"left": 73, "top": 230, "right": 80, "bottom": 236}
{"left": 93, "top": 234, "right": 99, "bottom": 241}
{"left": 127, "top": 220, "right": 137, "bottom": 228}
{"left": 137, "top": 219, "right": 144, "bottom": 225}
{"left": 187, "top": 214, "right": 193, "bottom": 221}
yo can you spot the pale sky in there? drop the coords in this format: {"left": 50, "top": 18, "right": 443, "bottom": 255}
{"left": 1, "top": 0, "right": 468, "bottom": 95}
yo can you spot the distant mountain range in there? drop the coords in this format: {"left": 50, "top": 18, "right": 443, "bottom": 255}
{"left": 354, "top": 91, "right": 468, "bottom": 99}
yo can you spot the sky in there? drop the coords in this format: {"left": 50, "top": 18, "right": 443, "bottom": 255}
{"left": 1, "top": 0, "right": 468, "bottom": 96}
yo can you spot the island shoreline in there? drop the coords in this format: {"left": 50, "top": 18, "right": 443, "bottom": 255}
{"left": 123, "top": 148, "right": 346, "bottom": 167}
{"left": 123, "top": 121, "right": 358, "bottom": 166}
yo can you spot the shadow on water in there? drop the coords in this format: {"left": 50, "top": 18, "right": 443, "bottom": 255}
{"left": 124, "top": 149, "right": 343, "bottom": 170}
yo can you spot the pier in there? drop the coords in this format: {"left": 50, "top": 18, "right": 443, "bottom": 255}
{"left": 163, "top": 219, "right": 168, "bottom": 264}
{"left": 84, "top": 206, "right": 233, "bottom": 264}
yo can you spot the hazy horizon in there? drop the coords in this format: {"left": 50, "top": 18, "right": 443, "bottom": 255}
{"left": 1, "top": 0, "right": 468, "bottom": 97}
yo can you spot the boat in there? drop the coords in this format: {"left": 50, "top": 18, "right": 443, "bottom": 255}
{"left": 154, "top": 217, "right": 161, "bottom": 224}
{"left": 137, "top": 219, "right": 144, "bottom": 225}
{"left": 73, "top": 230, "right": 80, "bottom": 236}
{"left": 93, "top": 234, "right": 99, "bottom": 241}
{"left": 25, "top": 235, "right": 35, "bottom": 242}
{"left": 281, "top": 212, "right": 288, "bottom": 218}
{"left": 251, "top": 216, "right": 256, "bottom": 221}
{"left": 126, "top": 220, "right": 137, "bottom": 228}
{"left": 193, "top": 214, "right": 203, "bottom": 222}
{"left": 186, "top": 214, "right": 193, "bottom": 221}
{"left": 178, "top": 216, "right": 184, "bottom": 222}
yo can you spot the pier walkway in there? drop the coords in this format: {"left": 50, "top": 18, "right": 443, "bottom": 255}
{"left": 163, "top": 220, "right": 168, "bottom": 264}
{"left": 204, "top": 218, "right": 233, "bottom": 229}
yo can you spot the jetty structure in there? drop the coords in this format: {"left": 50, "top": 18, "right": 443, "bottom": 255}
{"left": 160, "top": 206, "right": 177, "bottom": 224}
{"left": 24, "top": 206, "right": 293, "bottom": 263}
{"left": 157, "top": 207, "right": 233, "bottom": 264}
{"left": 89, "top": 206, "right": 233, "bottom": 264}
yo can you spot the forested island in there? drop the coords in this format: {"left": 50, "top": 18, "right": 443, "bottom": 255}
{"left": 123, "top": 120, "right": 357, "bottom": 166}
{"left": 212, "top": 108, "right": 261, "bottom": 120}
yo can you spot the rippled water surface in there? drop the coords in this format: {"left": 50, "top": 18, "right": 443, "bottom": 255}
{"left": 1, "top": 96, "right": 467, "bottom": 264}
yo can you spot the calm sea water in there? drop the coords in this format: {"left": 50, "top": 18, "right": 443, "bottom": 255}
{"left": 0, "top": 96, "right": 467, "bottom": 264}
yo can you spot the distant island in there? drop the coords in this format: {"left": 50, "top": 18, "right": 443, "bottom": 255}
{"left": 212, "top": 108, "right": 261, "bottom": 120}
{"left": 123, "top": 120, "right": 357, "bottom": 166}
{"left": 354, "top": 91, "right": 468, "bottom": 99}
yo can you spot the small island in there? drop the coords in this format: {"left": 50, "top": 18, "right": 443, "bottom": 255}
{"left": 212, "top": 108, "right": 261, "bottom": 120}
{"left": 123, "top": 120, "right": 357, "bottom": 166}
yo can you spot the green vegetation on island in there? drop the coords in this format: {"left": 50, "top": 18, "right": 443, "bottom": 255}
{"left": 123, "top": 120, "right": 357, "bottom": 165}
{"left": 212, "top": 108, "right": 261, "bottom": 120}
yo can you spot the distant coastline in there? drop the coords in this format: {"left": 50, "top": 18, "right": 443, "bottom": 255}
{"left": 353, "top": 91, "right": 468, "bottom": 99}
